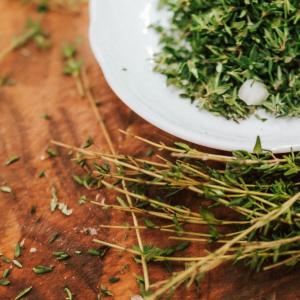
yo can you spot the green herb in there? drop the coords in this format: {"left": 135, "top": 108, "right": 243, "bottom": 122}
{"left": 2, "top": 256, "right": 11, "bottom": 264}
{"left": 144, "top": 218, "right": 156, "bottom": 229}
{"left": 5, "top": 155, "right": 20, "bottom": 166}
{"left": 64, "top": 287, "right": 73, "bottom": 300}
{"left": 82, "top": 136, "right": 93, "bottom": 149}
{"left": 253, "top": 136, "right": 263, "bottom": 154}
{"left": 37, "top": 1, "right": 49, "bottom": 13}
{"left": 134, "top": 242, "right": 190, "bottom": 263}
{"left": 0, "top": 279, "right": 10, "bottom": 286}
{"left": 100, "top": 285, "right": 113, "bottom": 297}
{"left": 145, "top": 148, "right": 154, "bottom": 157}
{"left": 53, "top": 251, "right": 70, "bottom": 261}
{"left": 3, "top": 268, "right": 11, "bottom": 278}
{"left": 58, "top": 133, "right": 300, "bottom": 298}
{"left": 15, "top": 242, "right": 22, "bottom": 258}
{"left": 38, "top": 170, "right": 46, "bottom": 178}
{"left": 30, "top": 205, "right": 37, "bottom": 214}
{"left": 15, "top": 286, "right": 32, "bottom": 300}
{"left": 12, "top": 259, "right": 23, "bottom": 268}
{"left": 108, "top": 276, "right": 120, "bottom": 284}
{"left": 87, "top": 247, "right": 108, "bottom": 258}
{"left": 62, "top": 43, "right": 77, "bottom": 59}
{"left": 62, "top": 41, "right": 84, "bottom": 97}
{"left": 78, "top": 195, "right": 86, "bottom": 205}
{"left": 0, "top": 75, "right": 14, "bottom": 86}
{"left": 0, "top": 19, "right": 50, "bottom": 62}
{"left": 50, "top": 186, "right": 58, "bottom": 212}
{"left": 50, "top": 186, "right": 73, "bottom": 216}
{"left": 42, "top": 113, "right": 51, "bottom": 120}
{"left": 49, "top": 232, "right": 60, "bottom": 243}
{"left": 33, "top": 265, "right": 53, "bottom": 274}
{"left": 46, "top": 148, "right": 58, "bottom": 157}
{"left": 154, "top": 1, "right": 300, "bottom": 120}
{"left": 58, "top": 202, "right": 73, "bottom": 216}
{"left": 0, "top": 186, "right": 12, "bottom": 193}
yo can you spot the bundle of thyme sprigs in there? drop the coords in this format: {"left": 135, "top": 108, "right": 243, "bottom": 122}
{"left": 154, "top": 0, "right": 300, "bottom": 121}
{"left": 53, "top": 135, "right": 300, "bottom": 299}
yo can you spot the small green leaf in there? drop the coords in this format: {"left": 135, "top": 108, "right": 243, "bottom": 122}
{"left": 0, "top": 279, "right": 10, "bottom": 286}
{"left": 174, "top": 142, "right": 190, "bottom": 152}
{"left": 0, "top": 186, "right": 12, "bottom": 193}
{"left": 144, "top": 218, "right": 156, "bottom": 229}
{"left": 46, "top": 148, "right": 58, "bottom": 157}
{"left": 3, "top": 268, "right": 11, "bottom": 278}
{"left": 15, "top": 242, "right": 22, "bottom": 258}
{"left": 109, "top": 276, "right": 120, "bottom": 284}
{"left": 33, "top": 265, "right": 53, "bottom": 274}
{"left": 253, "top": 136, "right": 262, "bottom": 154}
{"left": 15, "top": 286, "right": 32, "bottom": 300}
{"left": 100, "top": 285, "right": 113, "bottom": 297}
{"left": 53, "top": 251, "right": 70, "bottom": 261}
{"left": 12, "top": 259, "right": 22, "bottom": 268}
{"left": 64, "top": 287, "right": 73, "bottom": 300}
{"left": 5, "top": 155, "right": 20, "bottom": 166}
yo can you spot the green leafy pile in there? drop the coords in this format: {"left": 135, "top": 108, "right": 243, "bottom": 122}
{"left": 154, "top": 0, "right": 300, "bottom": 121}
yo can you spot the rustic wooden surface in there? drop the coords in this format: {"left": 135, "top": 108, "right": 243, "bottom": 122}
{"left": 1, "top": 2, "right": 300, "bottom": 300}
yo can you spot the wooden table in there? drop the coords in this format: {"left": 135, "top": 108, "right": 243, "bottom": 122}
{"left": 0, "top": 2, "right": 299, "bottom": 299}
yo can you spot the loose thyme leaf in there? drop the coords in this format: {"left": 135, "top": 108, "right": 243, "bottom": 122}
{"left": 3, "top": 268, "right": 11, "bottom": 278}
{"left": 38, "top": 170, "right": 46, "bottom": 178}
{"left": 50, "top": 186, "right": 72, "bottom": 215}
{"left": 82, "top": 136, "right": 93, "bottom": 149}
{"left": 78, "top": 195, "right": 86, "bottom": 205}
{"left": 64, "top": 287, "right": 73, "bottom": 300}
{"left": 15, "top": 286, "right": 32, "bottom": 300}
{"left": 50, "top": 186, "right": 58, "bottom": 212}
{"left": 100, "top": 285, "right": 113, "bottom": 297}
{"left": 0, "top": 186, "right": 12, "bottom": 193}
{"left": 144, "top": 218, "right": 156, "bottom": 229}
{"left": 12, "top": 259, "right": 23, "bottom": 268}
{"left": 253, "top": 136, "right": 263, "bottom": 154}
{"left": 5, "top": 155, "right": 20, "bottom": 166}
{"left": 33, "top": 265, "right": 53, "bottom": 274}
{"left": 87, "top": 246, "right": 108, "bottom": 258}
{"left": 15, "top": 242, "right": 22, "bottom": 258}
{"left": 46, "top": 147, "right": 58, "bottom": 157}
{"left": 108, "top": 276, "right": 120, "bottom": 284}
{"left": 0, "top": 279, "right": 10, "bottom": 286}
{"left": 53, "top": 251, "right": 70, "bottom": 261}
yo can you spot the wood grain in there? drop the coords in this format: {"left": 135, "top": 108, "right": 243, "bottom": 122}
{"left": 0, "top": 2, "right": 300, "bottom": 299}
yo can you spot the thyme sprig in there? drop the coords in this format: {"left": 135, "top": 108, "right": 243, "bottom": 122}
{"left": 54, "top": 135, "right": 300, "bottom": 298}
{"left": 154, "top": 1, "right": 300, "bottom": 120}
{"left": 0, "top": 20, "right": 50, "bottom": 62}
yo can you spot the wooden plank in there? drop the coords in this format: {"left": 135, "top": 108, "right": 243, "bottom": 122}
{"left": 0, "top": 2, "right": 299, "bottom": 299}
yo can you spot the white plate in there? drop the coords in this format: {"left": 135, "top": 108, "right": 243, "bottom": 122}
{"left": 89, "top": 0, "right": 300, "bottom": 153}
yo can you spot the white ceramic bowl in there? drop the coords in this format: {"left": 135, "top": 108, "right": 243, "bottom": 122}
{"left": 89, "top": 0, "right": 300, "bottom": 153}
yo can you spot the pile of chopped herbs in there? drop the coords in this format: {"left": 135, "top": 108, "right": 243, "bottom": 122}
{"left": 154, "top": 0, "right": 300, "bottom": 121}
